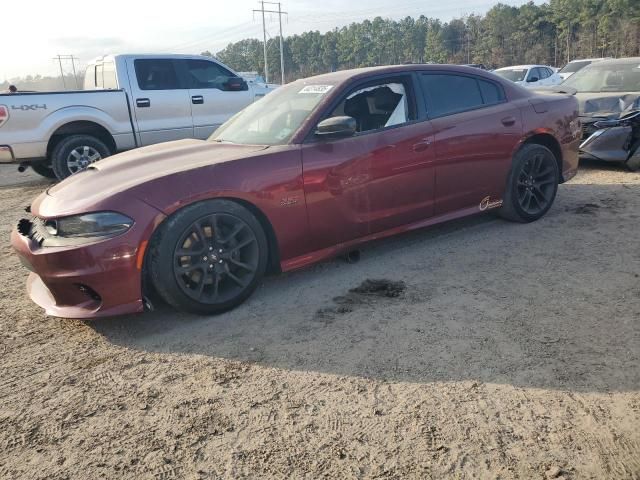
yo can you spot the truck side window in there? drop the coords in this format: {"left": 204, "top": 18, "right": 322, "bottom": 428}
{"left": 184, "top": 60, "right": 235, "bottom": 90}
{"left": 135, "top": 59, "right": 180, "bottom": 90}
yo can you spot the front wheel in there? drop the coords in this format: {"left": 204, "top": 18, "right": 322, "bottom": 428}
{"left": 149, "top": 200, "right": 268, "bottom": 315}
{"left": 51, "top": 135, "right": 111, "bottom": 180}
{"left": 499, "top": 144, "right": 559, "bottom": 223}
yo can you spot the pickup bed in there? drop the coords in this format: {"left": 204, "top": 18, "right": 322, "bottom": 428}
{"left": 0, "top": 54, "right": 275, "bottom": 179}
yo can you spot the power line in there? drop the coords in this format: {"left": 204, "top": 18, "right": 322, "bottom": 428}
{"left": 253, "top": 1, "right": 288, "bottom": 84}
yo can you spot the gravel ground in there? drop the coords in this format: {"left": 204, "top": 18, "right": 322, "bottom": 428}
{"left": 0, "top": 161, "right": 638, "bottom": 479}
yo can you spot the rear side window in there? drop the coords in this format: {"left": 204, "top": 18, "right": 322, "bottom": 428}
{"left": 135, "top": 59, "right": 180, "bottom": 90}
{"left": 420, "top": 74, "right": 505, "bottom": 118}
{"left": 478, "top": 79, "right": 505, "bottom": 105}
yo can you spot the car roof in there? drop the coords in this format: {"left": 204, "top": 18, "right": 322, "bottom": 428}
{"left": 300, "top": 63, "right": 514, "bottom": 84}
{"left": 592, "top": 57, "right": 640, "bottom": 65}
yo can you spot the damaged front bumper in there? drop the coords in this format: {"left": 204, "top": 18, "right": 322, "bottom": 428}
{"left": 579, "top": 111, "right": 640, "bottom": 169}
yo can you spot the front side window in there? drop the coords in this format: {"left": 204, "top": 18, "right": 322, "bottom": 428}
{"left": 327, "top": 80, "right": 413, "bottom": 133}
{"left": 135, "top": 59, "right": 180, "bottom": 90}
{"left": 183, "top": 59, "right": 235, "bottom": 89}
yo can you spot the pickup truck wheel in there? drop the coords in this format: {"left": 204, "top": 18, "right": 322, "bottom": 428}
{"left": 51, "top": 135, "right": 110, "bottom": 180}
{"left": 149, "top": 200, "right": 268, "bottom": 315}
{"left": 30, "top": 162, "right": 57, "bottom": 179}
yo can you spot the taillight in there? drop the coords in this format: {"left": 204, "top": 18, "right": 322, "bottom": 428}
{"left": 0, "top": 105, "right": 8, "bottom": 128}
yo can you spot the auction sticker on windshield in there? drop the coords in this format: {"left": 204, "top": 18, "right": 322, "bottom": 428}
{"left": 299, "top": 85, "right": 333, "bottom": 94}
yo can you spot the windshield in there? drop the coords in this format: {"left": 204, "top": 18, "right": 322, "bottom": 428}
{"left": 559, "top": 61, "right": 591, "bottom": 74}
{"left": 494, "top": 68, "right": 528, "bottom": 82}
{"left": 563, "top": 61, "right": 640, "bottom": 92}
{"left": 210, "top": 81, "right": 336, "bottom": 145}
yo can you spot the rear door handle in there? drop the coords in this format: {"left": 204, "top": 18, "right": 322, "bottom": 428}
{"left": 191, "top": 95, "right": 204, "bottom": 104}
{"left": 501, "top": 116, "right": 516, "bottom": 127}
{"left": 136, "top": 98, "right": 150, "bottom": 108}
{"left": 413, "top": 139, "right": 432, "bottom": 152}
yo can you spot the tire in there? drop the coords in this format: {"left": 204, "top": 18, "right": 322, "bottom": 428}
{"left": 30, "top": 161, "right": 57, "bottom": 179}
{"left": 149, "top": 200, "right": 268, "bottom": 315}
{"left": 499, "top": 144, "right": 559, "bottom": 223}
{"left": 51, "top": 134, "right": 111, "bottom": 180}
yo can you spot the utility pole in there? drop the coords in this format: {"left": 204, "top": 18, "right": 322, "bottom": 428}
{"left": 253, "top": 1, "right": 288, "bottom": 84}
{"left": 53, "top": 55, "right": 80, "bottom": 89}
{"left": 54, "top": 55, "right": 66, "bottom": 89}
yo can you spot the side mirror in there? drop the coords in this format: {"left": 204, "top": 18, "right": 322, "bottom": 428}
{"left": 527, "top": 76, "right": 539, "bottom": 83}
{"left": 315, "top": 116, "right": 357, "bottom": 138}
{"left": 224, "top": 77, "right": 248, "bottom": 91}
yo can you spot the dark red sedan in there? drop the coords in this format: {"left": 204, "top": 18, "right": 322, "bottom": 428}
{"left": 12, "top": 65, "right": 581, "bottom": 318}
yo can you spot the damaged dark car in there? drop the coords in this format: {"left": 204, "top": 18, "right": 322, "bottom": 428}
{"left": 551, "top": 57, "right": 640, "bottom": 171}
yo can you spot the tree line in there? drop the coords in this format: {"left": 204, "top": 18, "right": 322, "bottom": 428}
{"left": 211, "top": 0, "right": 640, "bottom": 83}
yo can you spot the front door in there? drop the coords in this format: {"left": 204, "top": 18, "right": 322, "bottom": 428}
{"left": 301, "top": 76, "right": 436, "bottom": 252}
{"left": 127, "top": 58, "right": 194, "bottom": 146}
{"left": 178, "top": 58, "right": 254, "bottom": 139}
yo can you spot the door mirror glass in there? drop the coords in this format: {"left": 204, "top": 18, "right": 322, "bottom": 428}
{"left": 315, "top": 116, "right": 357, "bottom": 138}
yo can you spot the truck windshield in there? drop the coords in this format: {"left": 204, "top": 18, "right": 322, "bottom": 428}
{"left": 562, "top": 62, "right": 640, "bottom": 92}
{"left": 210, "top": 81, "right": 335, "bottom": 145}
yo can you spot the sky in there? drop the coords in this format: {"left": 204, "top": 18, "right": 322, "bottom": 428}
{"left": 1, "top": 0, "right": 543, "bottom": 80}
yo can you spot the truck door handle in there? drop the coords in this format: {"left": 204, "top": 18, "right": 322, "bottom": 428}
{"left": 191, "top": 95, "right": 204, "bottom": 104}
{"left": 413, "top": 139, "right": 432, "bottom": 152}
{"left": 136, "top": 98, "right": 151, "bottom": 108}
{"left": 501, "top": 116, "right": 516, "bottom": 127}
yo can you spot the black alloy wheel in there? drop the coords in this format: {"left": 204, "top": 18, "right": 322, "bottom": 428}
{"left": 499, "top": 143, "right": 559, "bottom": 223}
{"left": 173, "top": 213, "right": 260, "bottom": 304}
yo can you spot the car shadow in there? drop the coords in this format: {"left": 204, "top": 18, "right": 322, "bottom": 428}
{"left": 90, "top": 181, "right": 640, "bottom": 393}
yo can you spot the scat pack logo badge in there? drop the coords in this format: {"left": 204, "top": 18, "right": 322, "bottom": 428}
{"left": 479, "top": 196, "right": 503, "bottom": 211}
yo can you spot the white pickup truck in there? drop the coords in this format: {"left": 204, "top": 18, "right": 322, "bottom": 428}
{"left": 0, "top": 54, "right": 275, "bottom": 179}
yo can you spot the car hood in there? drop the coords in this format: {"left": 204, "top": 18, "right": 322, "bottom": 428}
{"left": 45, "top": 139, "right": 268, "bottom": 208}
{"left": 576, "top": 92, "right": 640, "bottom": 119}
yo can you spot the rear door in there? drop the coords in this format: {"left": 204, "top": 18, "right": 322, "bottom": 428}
{"left": 178, "top": 59, "right": 253, "bottom": 139}
{"left": 418, "top": 72, "right": 522, "bottom": 215}
{"left": 127, "top": 58, "right": 193, "bottom": 146}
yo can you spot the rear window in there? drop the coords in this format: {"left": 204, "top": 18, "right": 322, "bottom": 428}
{"left": 420, "top": 74, "right": 505, "bottom": 118}
{"left": 135, "top": 59, "right": 180, "bottom": 90}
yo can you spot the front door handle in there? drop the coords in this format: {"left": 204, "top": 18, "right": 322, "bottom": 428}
{"left": 501, "top": 116, "right": 516, "bottom": 127}
{"left": 191, "top": 95, "right": 204, "bottom": 104}
{"left": 136, "top": 98, "right": 150, "bottom": 108}
{"left": 413, "top": 139, "right": 432, "bottom": 152}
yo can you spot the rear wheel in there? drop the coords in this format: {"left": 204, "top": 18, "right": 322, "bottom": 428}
{"left": 499, "top": 144, "right": 559, "bottom": 223}
{"left": 51, "top": 134, "right": 110, "bottom": 180}
{"left": 30, "top": 161, "right": 57, "bottom": 179}
{"left": 149, "top": 200, "right": 268, "bottom": 315}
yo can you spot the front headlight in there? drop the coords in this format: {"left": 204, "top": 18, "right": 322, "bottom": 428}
{"left": 45, "top": 212, "right": 133, "bottom": 238}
